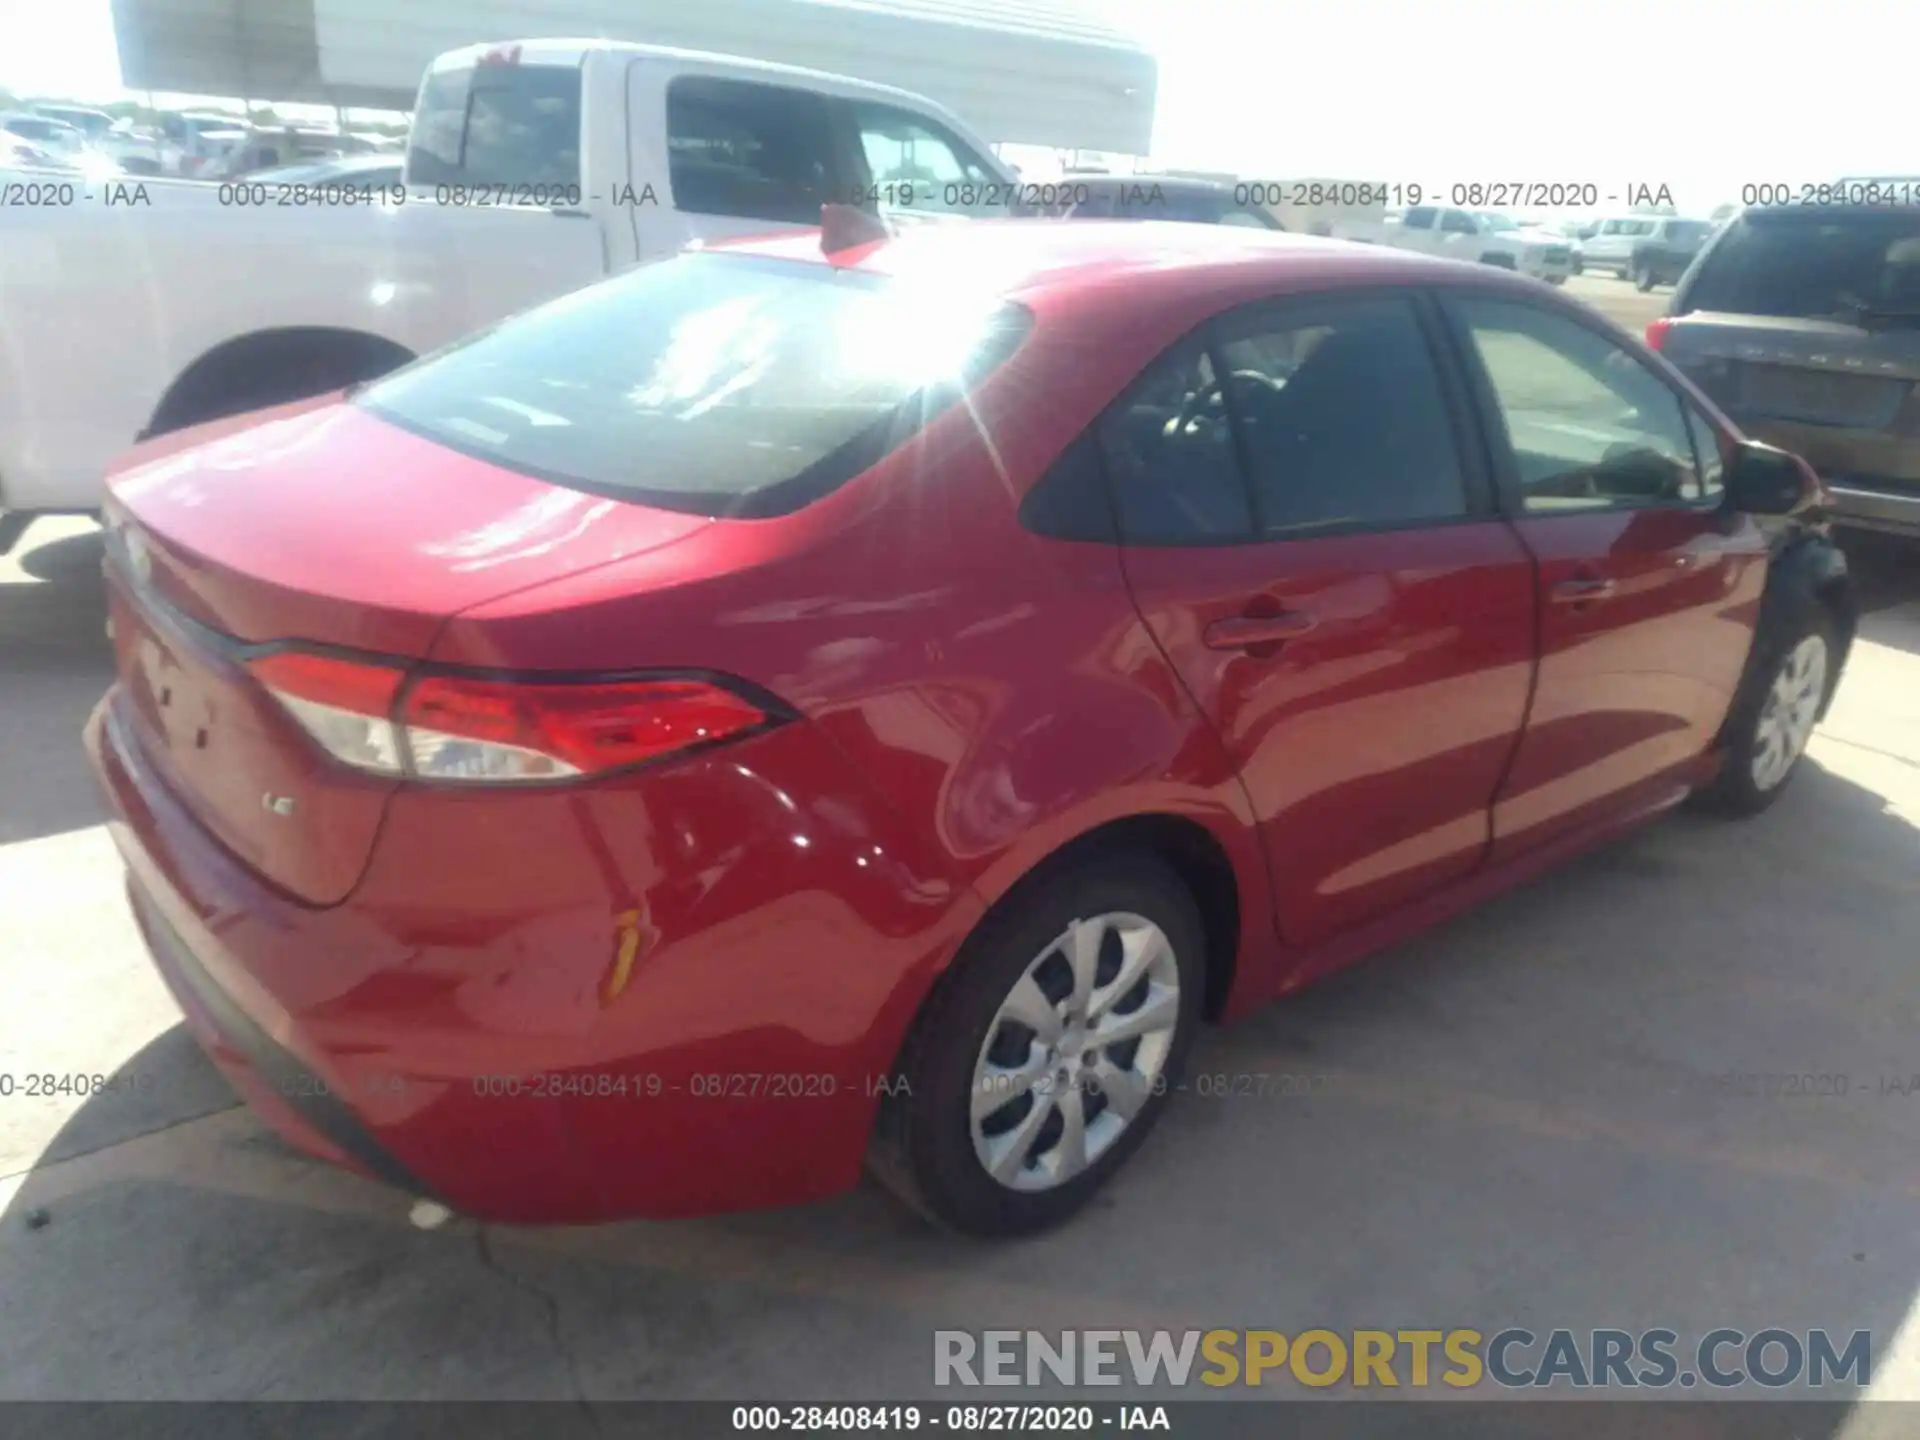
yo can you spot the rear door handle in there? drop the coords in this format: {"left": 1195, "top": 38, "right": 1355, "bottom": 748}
{"left": 1204, "top": 611, "right": 1319, "bottom": 650}
{"left": 1550, "top": 575, "right": 1617, "bottom": 604}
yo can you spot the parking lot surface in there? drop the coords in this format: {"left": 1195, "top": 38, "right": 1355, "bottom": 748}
{"left": 5, "top": 278, "right": 1920, "bottom": 1431}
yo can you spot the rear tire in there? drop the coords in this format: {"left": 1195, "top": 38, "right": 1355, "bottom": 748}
{"left": 1699, "top": 601, "right": 1838, "bottom": 816}
{"left": 868, "top": 854, "right": 1205, "bottom": 1237}
{"left": 1633, "top": 261, "right": 1656, "bottom": 292}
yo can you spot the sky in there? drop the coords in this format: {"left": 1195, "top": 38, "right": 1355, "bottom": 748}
{"left": 0, "top": 0, "right": 1907, "bottom": 213}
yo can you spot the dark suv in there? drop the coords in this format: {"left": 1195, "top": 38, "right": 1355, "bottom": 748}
{"left": 1649, "top": 203, "right": 1920, "bottom": 541}
{"left": 1629, "top": 218, "right": 1715, "bottom": 291}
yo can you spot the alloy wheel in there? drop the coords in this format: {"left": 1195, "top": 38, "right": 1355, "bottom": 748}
{"left": 969, "top": 912, "right": 1181, "bottom": 1192}
{"left": 1750, "top": 633, "right": 1828, "bottom": 792}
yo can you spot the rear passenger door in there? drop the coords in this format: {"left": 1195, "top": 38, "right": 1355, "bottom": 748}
{"left": 1108, "top": 292, "right": 1537, "bottom": 950}
{"left": 1439, "top": 291, "right": 1769, "bottom": 860}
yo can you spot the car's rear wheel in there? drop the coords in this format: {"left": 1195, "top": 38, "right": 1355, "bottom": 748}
{"left": 1700, "top": 605, "right": 1838, "bottom": 815}
{"left": 868, "top": 855, "right": 1204, "bottom": 1236}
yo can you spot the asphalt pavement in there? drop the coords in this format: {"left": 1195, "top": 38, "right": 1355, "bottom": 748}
{"left": 5, "top": 275, "right": 1920, "bottom": 1434}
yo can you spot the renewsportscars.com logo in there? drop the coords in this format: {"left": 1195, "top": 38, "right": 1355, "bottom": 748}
{"left": 934, "top": 1328, "right": 1872, "bottom": 1391}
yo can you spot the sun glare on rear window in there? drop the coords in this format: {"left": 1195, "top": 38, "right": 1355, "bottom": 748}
{"left": 356, "top": 253, "right": 1032, "bottom": 517}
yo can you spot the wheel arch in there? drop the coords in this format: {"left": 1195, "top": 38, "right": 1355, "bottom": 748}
{"left": 959, "top": 810, "right": 1253, "bottom": 1023}
{"left": 145, "top": 326, "right": 416, "bottom": 439}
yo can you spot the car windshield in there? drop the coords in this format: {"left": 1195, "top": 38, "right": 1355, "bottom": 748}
{"left": 1686, "top": 211, "right": 1920, "bottom": 320}
{"left": 358, "top": 252, "right": 1032, "bottom": 517}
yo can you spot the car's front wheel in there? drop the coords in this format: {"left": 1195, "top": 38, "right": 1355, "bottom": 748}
{"left": 868, "top": 854, "right": 1205, "bottom": 1236}
{"left": 1633, "top": 260, "right": 1657, "bottom": 292}
{"left": 1701, "top": 605, "right": 1838, "bottom": 815}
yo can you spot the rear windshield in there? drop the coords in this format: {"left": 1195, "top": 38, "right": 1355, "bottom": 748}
{"left": 357, "top": 253, "right": 1033, "bottom": 517}
{"left": 1686, "top": 211, "right": 1920, "bottom": 319}
{"left": 407, "top": 61, "right": 582, "bottom": 190}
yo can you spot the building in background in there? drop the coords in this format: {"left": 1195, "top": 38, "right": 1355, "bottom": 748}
{"left": 108, "top": 0, "right": 1156, "bottom": 153}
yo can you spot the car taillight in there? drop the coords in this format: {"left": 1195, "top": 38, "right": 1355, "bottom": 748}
{"left": 249, "top": 651, "right": 407, "bottom": 775}
{"left": 246, "top": 650, "right": 776, "bottom": 784}
{"left": 1644, "top": 317, "right": 1675, "bottom": 352}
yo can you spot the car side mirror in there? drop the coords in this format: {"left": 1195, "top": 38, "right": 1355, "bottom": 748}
{"left": 1726, "top": 441, "right": 1825, "bottom": 516}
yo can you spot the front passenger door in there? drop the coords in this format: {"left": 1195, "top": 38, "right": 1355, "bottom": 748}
{"left": 1442, "top": 293, "right": 1770, "bottom": 861}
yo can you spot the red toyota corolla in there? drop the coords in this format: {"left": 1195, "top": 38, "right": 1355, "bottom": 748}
{"left": 88, "top": 220, "right": 1855, "bottom": 1237}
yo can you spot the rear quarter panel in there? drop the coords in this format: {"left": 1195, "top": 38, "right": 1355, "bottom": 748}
{"left": 429, "top": 275, "right": 1291, "bottom": 1022}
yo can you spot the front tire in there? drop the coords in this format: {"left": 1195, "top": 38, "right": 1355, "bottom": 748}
{"left": 1700, "top": 604, "right": 1838, "bottom": 816}
{"left": 1633, "top": 261, "right": 1656, "bottom": 292}
{"left": 868, "top": 855, "right": 1205, "bottom": 1237}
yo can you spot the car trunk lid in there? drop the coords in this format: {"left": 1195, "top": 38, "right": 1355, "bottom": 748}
{"left": 103, "top": 398, "right": 712, "bottom": 905}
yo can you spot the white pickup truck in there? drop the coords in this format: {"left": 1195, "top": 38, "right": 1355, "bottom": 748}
{"left": 0, "top": 38, "right": 1017, "bottom": 550}
{"left": 1338, "top": 204, "right": 1576, "bottom": 285}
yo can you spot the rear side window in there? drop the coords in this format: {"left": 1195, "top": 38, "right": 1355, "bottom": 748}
{"left": 667, "top": 78, "right": 836, "bottom": 224}
{"left": 408, "top": 61, "right": 582, "bottom": 190}
{"left": 1685, "top": 211, "right": 1920, "bottom": 319}
{"left": 1096, "top": 341, "right": 1254, "bottom": 544}
{"left": 357, "top": 253, "right": 1031, "bottom": 518}
{"left": 1403, "top": 207, "right": 1437, "bottom": 229}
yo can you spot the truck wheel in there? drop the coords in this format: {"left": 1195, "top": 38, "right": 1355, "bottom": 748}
{"left": 867, "top": 854, "right": 1204, "bottom": 1237}
{"left": 148, "top": 331, "right": 414, "bottom": 438}
{"left": 1699, "top": 601, "right": 1838, "bottom": 816}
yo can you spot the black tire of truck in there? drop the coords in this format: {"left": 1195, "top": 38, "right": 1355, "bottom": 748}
{"left": 147, "top": 331, "right": 415, "bottom": 439}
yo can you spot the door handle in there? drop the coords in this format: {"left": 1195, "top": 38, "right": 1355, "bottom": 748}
{"left": 1204, "top": 611, "right": 1319, "bottom": 650}
{"left": 1550, "top": 572, "right": 1616, "bottom": 605}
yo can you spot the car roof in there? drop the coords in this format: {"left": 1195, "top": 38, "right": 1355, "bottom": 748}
{"left": 716, "top": 219, "right": 1523, "bottom": 308}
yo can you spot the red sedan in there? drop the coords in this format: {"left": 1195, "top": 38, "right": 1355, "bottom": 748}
{"left": 88, "top": 220, "right": 1854, "bottom": 1237}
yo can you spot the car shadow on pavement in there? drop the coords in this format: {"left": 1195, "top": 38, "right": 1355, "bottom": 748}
{"left": 0, "top": 520, "right": 113, "bottom": 844}
{"left": 4, "top": 751, "right": 1917, "bottom": 1435}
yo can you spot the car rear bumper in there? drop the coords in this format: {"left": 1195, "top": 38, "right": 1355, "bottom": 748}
{"left": 86, "top": 687, "right": 979, "bottom": 1223}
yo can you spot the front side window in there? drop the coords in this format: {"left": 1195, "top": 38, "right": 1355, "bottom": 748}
{"left": 849, "top": 103, "right": 1001, "bottom": 217}
{"left": 1213, "top": 297, "right": 1470, "bottom": 535}
{"left": 358, "top": 253, "right": 1031, "bottom": 518}
{"left": 1403, "top": 206, "right": 1438, "bottom": 229}
{"left": 1441, "top": 210, "right": 1478, "bottom": 234}
{"left": 1453, "top": 296, "right": 1707, "bottom": 511}
{"left": 1683, "top": 406, "right": 1727, "bottom": 501}
{"left": 408, "top": 61, "right": 582, "bottom": 189}
{"left": 665, "top": 77, "right": 836, "bottom": 224}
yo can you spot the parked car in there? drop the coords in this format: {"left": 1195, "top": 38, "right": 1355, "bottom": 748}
{"left": 88, "top": 221, "right": 1853, "bottom": 1237}
{"left": 1056, "top": 174, "right": 1282, "bottom": 228}
{"left": 1, "top": 112, "right": 83, "bottom": 156}
{"left": 1343, "top": 205, "right": 1575, "bottom": 284}
{"left": 0, "top": 37, "right": 1019, "bottom": 552}
{"left": 0, "top": 133, "right": 66, "bottom": 170}
{"left": 1650, "top": 203, "right": 1920, "bottom": 542}
{"left": 1580, "top": 215, "right": 1663, "bottom": 277}
{"left": 29, "top": 103, "right": 117, "bottom": 142}
{"left": 1628, "top": 218, "right": 1715, "bottom": 291}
